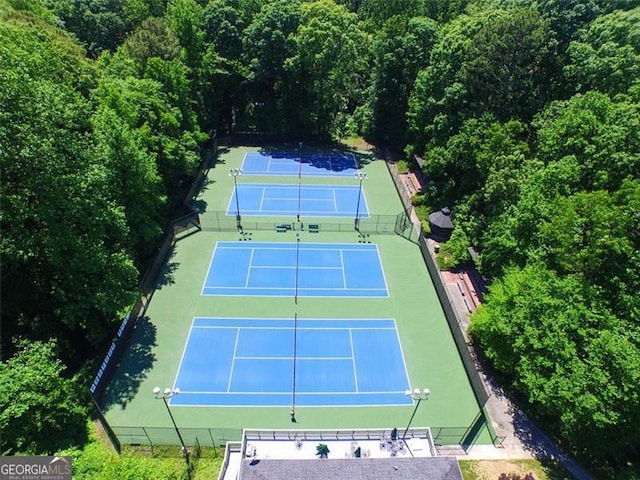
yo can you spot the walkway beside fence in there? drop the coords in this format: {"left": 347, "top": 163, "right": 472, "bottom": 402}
{"left": 384, "top": 154, "right": 593, "bottom": 479}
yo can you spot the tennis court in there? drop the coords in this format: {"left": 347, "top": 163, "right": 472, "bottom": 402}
{"left": 202, "top": 242, "right": 388, "bottom": 297}
{"left": 170, "top": 317, "right": 412, "bottom": 407}
{"left": 241, "top": 151, "right": 357, "bottom": 176}
{"left": 226, "top": 183, "right": 369, "bottom": 217}
{"left": 100, "top": 145, "right": 491, "bottom": 447}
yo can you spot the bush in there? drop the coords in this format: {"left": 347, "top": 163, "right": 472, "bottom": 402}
{"left": 435, "top": 227, "right": 471, "bottom": 269}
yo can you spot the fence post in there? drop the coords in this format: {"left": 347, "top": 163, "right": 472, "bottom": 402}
{"left": 208, "top": 429, "right": 218, "bottom": 457}
{"left": 90, "top": 394, "right": 121, "bottom": 454}
{"left": 142, "top": 427, "right": 154, "bottom": 454}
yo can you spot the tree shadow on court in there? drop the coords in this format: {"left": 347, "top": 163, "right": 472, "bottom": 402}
{"left": 216, "top": 146, "right": 230, "bottom": 157}
{"left": 349, "top": 150, "right": 375, "bottom": 169}
{"left": 153, "top": 265, "right": 178, "bottom": 290}
{"left": 99, "top": 316, "right": 157, "bottom": 412}
{"left": 190, "top": 198, "right": 208, "bottom": 214}
{"left": 257, "top": 145, "right": 371, "bottom": 173}
{"left": 153, "top": 249, "right": 180, "bottom": 290}
{"left": 186, "top": 174, "right": 214, "bottom": 214}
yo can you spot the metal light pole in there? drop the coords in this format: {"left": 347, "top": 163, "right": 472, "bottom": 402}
{"left": 402, "top": 387, "right": 431, "bottom": 442}
{"left": 153, "top": 387, "right": 190, "bottom": 466}
{"left": 229, "top": 168, "right": 243, "bottom": 231}
{"left": 354, "top": 171, "right": 367, "bottom": 230}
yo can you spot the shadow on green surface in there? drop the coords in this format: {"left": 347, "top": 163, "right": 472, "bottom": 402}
{"left": 100, "top": 317, "right": 157, "bottom": 412}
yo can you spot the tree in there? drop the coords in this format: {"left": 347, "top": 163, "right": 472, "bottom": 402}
{"left": 369, "top": 15, "right": 439, "bottom": 146}
{"left": 407, "top": 7, "right": 558, "bottom": 153}
{"left": 92, "top": 105, "right": 166, "bottom": 256}
{"left": 119, "top": 16, "right": 182, "bottom": 74}
{"left": 0, "top": 341, "right": 88, "bottom": 454}
{"left": 534, "top": 90, "right": 640, "bottom": 192}
{"left": 285, "top": 0, "right": 371, "bottom": 137}
{"left": 356, "top": 0, "right": 426, "bottom": 28}
{"left": 1, "top": 12, "right": 138, "bottom": 361}
{"left": 565, "top": 7, "right": 640, "bottom": 96}
{"left": 469, "top": 264, "right": 640, "bottom": 466}
{"left": 199, "top": 0, "right": 251, "bottom": 132}
{"left": 96, "top": 52, "right": 204, "bottom": 214}
{"left": 461, "top": 8, "right": 557, "bottom": 123}
{"left": 46, "top": 0, "right": 132, "bottom": 57}
{"left": 315, "top": 443, "right": 330, "bottom": 458}
{"left": 535, "top": 0, "right": 601, "bottom": 49}
{"left": 165, "top": 0, "right": 204, "bottom": 72}
{"left": 241, "top": 0, "right": 302, "bottom": 133}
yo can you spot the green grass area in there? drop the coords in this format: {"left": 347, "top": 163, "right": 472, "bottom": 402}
{"left": 413, "top": 204, "right": 432, "bottom": 233}
{"left": 395, "top": 159, "right": 410, "bottom": 173}
{"left": 458, "top": 458, "right": 574, "bottom": 480}
{"left": 100, "top": 144, "right": 489, "bottom": 449}
{"left": 62, "top": 423, "right": 222, "bottom": 480}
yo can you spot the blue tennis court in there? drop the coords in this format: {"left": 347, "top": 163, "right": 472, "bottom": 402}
{"left": 227, "top": 183, "right": 369, "bottom": 217}
{"left": 170, "top": 317, "right": 412, "bottom": 407}
{"left": 202, "top": 242, "right": 388, "bottom": 297}
{"left": 242, "top": 152, "right": 358, "bottom": 177}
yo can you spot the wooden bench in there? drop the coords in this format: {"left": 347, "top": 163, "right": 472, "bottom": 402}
{"left": 276, "top": 224, "right": 290, "bottom": 233}
{"left": 308, "top": 224, "right": 319, "bottom": 233}
{"left": 408, "top": 172, "right": 423, "bottom": 193}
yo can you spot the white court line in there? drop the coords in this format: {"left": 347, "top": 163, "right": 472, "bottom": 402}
{"left": 215, "top": 242, "right": 378, "bottom": 250}
{"left": 349, "top": 329, "right": 358, "bottom": 393}
{"left": 332, "top": 188, "right": 338, "bottom": 212}
{"left": 171, "top": 318, "right": 198, "bottom": 399}
{"left": 249, "top": 265, "right": 341, "bottom": 270}
{"left": 226, "top": 328, "right": 240, "bottom": 393}
{"left": 202, "top": 290, "right": 388, "bottom": 297}
{"left": 234, "top": 211, "right": 355, "bottom": 217}
{"left": 393, "top": 319, "right": 412, "bottom": 396}
{"left": 200, "top": 243, "right": 221, "bottom": 295}
{"left": 374, "top": 244, "right": 391, "bottom": 295}
{"left": 258, "top": 186, "right": 267, "bottom": 211}
{"left": 203, "top": 285, "right": 388, "bottom": 291}
{"left": 262, "top": 195, "right": 334, "bottom": 203}
{"left": 194, "top": 326, "right": 396, "bottom": 330}
{"left": 340, "top": 249, "right": 347, "bottom": 289}
{"left": 235, "top": 356, "right": 353, "bottom": 361}
{"left": 175, "top": 389, "right": 409, "bottom": 395}
{"left": 245, "top": 248, "right": 255, "bottom": 288}
{"left": 248, "top": 265, "right": 296, "bottom": 270}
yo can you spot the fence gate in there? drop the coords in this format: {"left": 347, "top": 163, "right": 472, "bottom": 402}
{"left": 394, "top": 211, "right": 414, "bottom": 241}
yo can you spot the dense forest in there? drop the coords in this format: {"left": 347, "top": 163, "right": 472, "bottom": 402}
{"left": 1, "top": 0, "right": 638, "bottom": 477}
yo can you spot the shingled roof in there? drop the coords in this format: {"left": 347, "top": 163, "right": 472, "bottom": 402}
{"left": 240, "top": 456, "right": 463, "bottom": 480}
{"left": 428, "top": 207, "right": 454, "bottom": 229}
{"left": 428, "top": 207, "right": 454, "bottom": 242}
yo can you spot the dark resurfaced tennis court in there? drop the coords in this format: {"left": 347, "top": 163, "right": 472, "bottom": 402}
{"left": 241, "top": 151, "right": 358, "bottom": 177}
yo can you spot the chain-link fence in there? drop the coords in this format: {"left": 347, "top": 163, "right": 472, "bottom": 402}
{"left": 91, "top": 139, "right": 503, "bottom": 452}
{"left": 199, "top": 210, "right": 410, "bottom": 235}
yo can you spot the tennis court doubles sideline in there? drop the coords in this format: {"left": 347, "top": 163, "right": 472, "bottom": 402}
{"left": 202, "top": 242, "right": 388, "bottom": 297}
{"left": 170, "top": 318, "right": 412, "bottom": 407}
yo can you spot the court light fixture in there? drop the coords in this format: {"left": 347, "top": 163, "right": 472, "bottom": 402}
{"left": 402, "top": 387, "right": 431, "bottom": 443}
{"left": 153, "top": 387, "right": 190, "bottom": 466}
{"left": 354, "top": 171, "right": 367, "bottom": 230}
{"left": 229, "top": 168, "right": 243, "bottom": 231}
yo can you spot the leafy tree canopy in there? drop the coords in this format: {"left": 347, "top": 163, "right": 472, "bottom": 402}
{"left": 0, "top": 340, "right": 89, "bottom": 454}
